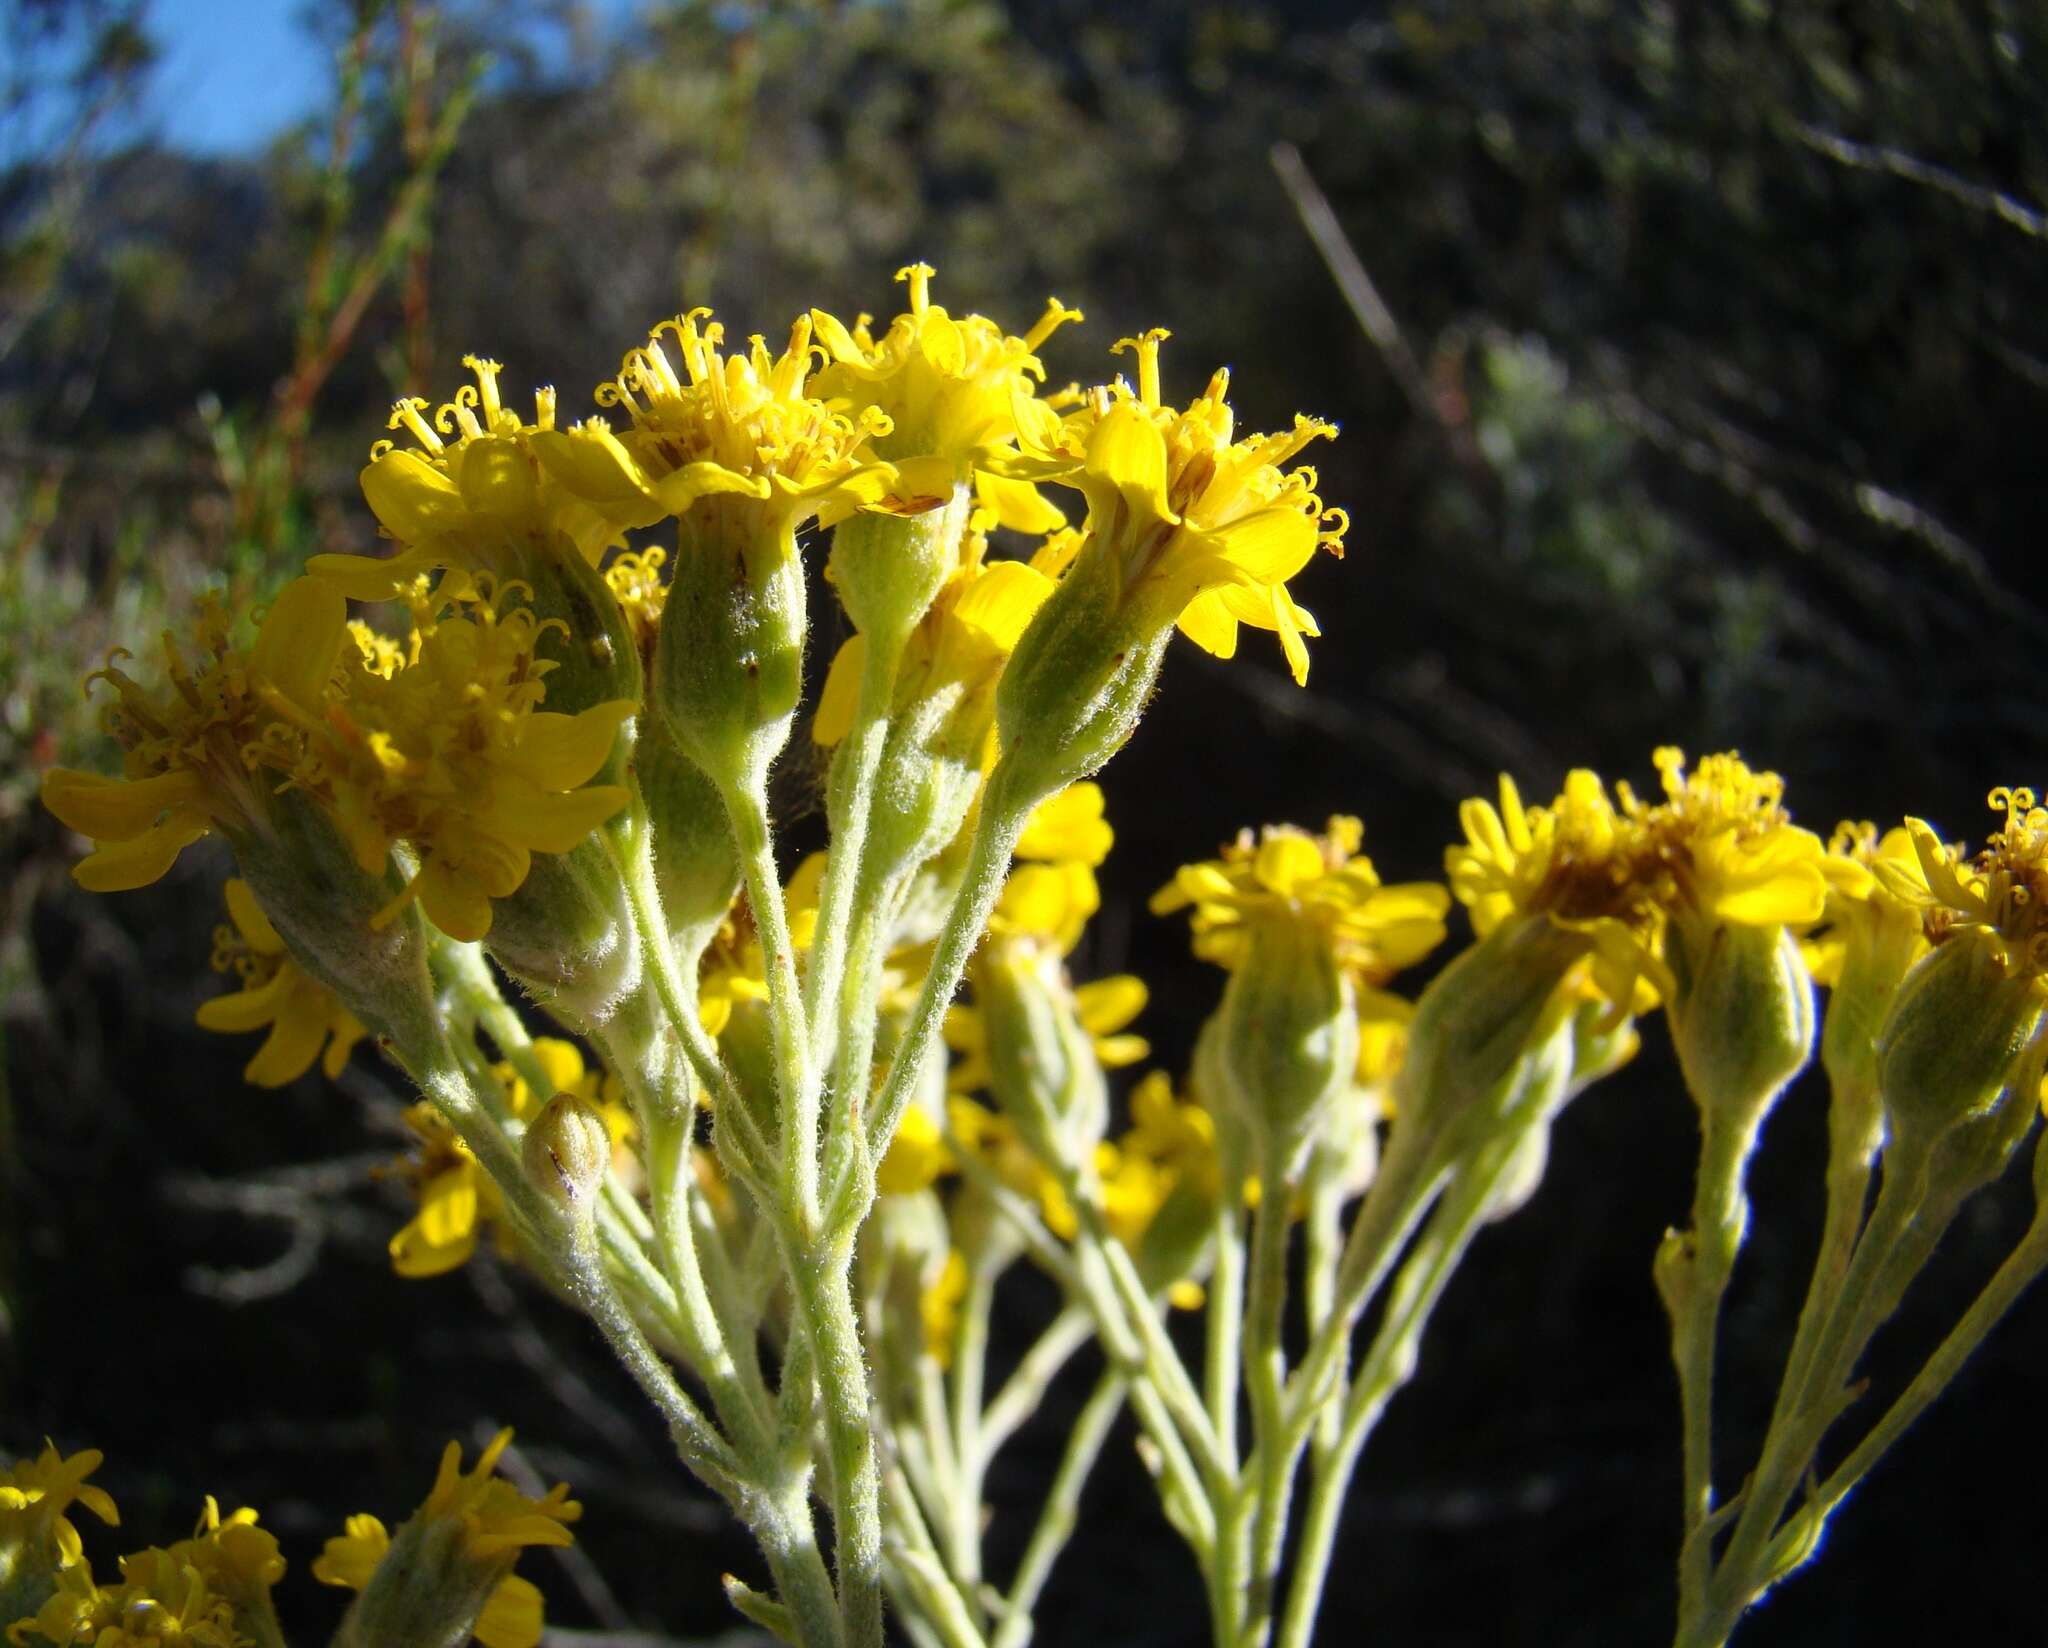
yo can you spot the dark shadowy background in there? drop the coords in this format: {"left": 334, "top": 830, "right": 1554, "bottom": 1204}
{"left": 5, "top": 1, "right": 2047, "bottom": 1642}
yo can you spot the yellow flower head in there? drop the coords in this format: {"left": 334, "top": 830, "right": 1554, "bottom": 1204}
{"left": 420, "top": 1431, "right": 580, "bottom": 1561}
{"left": 0, "top": 1442, "right": 119, "bottom": 1570}
{"left": 536, "top": 310, "right": 894, "bottom": 538}
{"left": 7, "top": 1497, "right": 280, "bottom": 1648}
{"left": 1448, "top": 768, "right": 1664, "bottom": 1009}
{"left": 1804, "top": 821, "right": 1934, "bottom": 987}
{"left": 313, "top": 357, "right": 622, "bottom": 601}
{"left": 1882, "top": 786, "right": 2048, "bottom": 982}
{"left": 1010, "top": 329, "right": 1345, "bottom": 684}
{"left": 314, "top": 1433, "right": 574, "bottom": 1648}
{"left": 1622, "top": 748, "right": 1829, "bottom": 931}
{"left": 920, "top": 1249, "right": 971, "bottom": 1369}
{"left": 876, "top": 1102, "right": 956, "bottom": 1196}
{"left": 39, "top": 579, "right": 346, "bottom": 892}
{"left": 812, "top": 535, "right": 1058, "bottom": 756}
{"left": 1153, "top": 816, "right": 1449, "bottom": 983}
{"left": 947, "top": 1095, "right": 1077, "bottom": 1237}
{"left": 198, "top": 879, "right": 366, "bottom": 1087}
{"left": 385, "top": 1103, "right": 508, "bottom": 1278}
{"left": 7, "top": 1556, "right": 239, "bottom": 1648}
{"left": 811, "top": 264, "right": 1083, "bottom": 518}
{"left": 602, "top": 546, "right": 668, "bottom": 659}
{"left": 288, "top": 582, "right": 633, "bottom": 942}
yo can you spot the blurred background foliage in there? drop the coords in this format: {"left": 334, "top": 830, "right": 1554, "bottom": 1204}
{"left": 4, "top": 1, "right": 2046, "bottom": 1642}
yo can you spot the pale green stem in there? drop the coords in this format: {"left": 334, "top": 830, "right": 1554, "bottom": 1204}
{"left": 981, "top": 1306, "right": 1095, "bottom": 1459}
{"left": 950, "top": 1134, "right": 1216, "bottom": 1554}
{"left": 866, "top": 763, "right": 1035, "bottom": 1164}
{"left": 1272, "top": 1145, "right": 1510, "bottom": 1648}
{"left": 1302, "top": 1153, "right": 1346, "bottom": 1456}
{"left": 1071, "top": 1199, "right": 1231, "bottom": 1489}
{"left": 988, "top": 1371, "right": 1127, "bottom": 1648}
{"left": 606, "top": 814, "right": 748, "bottom": 1122}
{"left": 1207, "top": 1191, "right": 1247, "bottom": 1468}
{"left": 782, "top": 1235, "right": 885, "bottom": 1648}
{"left": 1813, "top": 1213, "right": 2048, "bottom": 1513}
{"left": 1767, "top": 1075, "right": 1879, "bottom": 1425}
{"left": 1669, "top": 1109, "right": 1754, "bottom": 1628}
{"left": 1703, "top": 1150, "right": 1926, "bottom": 1624}
{"left": 949, "top": 1263, "right": 998, "bottom": 1609}
{"left": 805, "top": 622, "right": 906, "bottom": 1080}
{"left": 1282, "top": 1123, "right": 1447, "bottom": 1442}
{"left": 821, "top": 874, "right": 894, "bottom": 1233}
{"left": 879, "top": 1448, "right": 993, "bottom": 1648}
{"left": 721, "top": 778, "right": 818, "bottom": 1226}
{"left": 1240, "top": 1162, "right": 1299, "bottom": 1648}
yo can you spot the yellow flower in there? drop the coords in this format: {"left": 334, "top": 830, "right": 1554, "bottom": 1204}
{"left": 533, "top": 310, "right": 893, "bottom": 540}
{"left": 1623, "top": 748, "right": 1828, "bottom": 931}
{"left": 6, "top": 1556, "right": 240, "bottom": 1648}
{"left": 1804, "top": 821, "right": 1933, "bottom": 987}
{"left": 811, "top": 536, "right": 1058, "bottom": 754}
{"left": 284, "top": 582, "right": 634, "bottom": 942}
{"left": 1014, "top": 782, "right": 1113, "bottom": 866}
{"left": 1153, "top": 816, "right": 1449, "bottom": 984}
{"left": 309, "top": 358, "right": 622, "bottom": 600}
{"left": 8, "top": 1500, "right": 281, "bottom": 1648}
{"left": 1880, "top": 786, "right": 2048, "bottom": 983}
{"left": 421, "top": 1431, "right": 580, "bottom": 1560}
{"left": 811, "top": 263, "right": 1083, "bottom": 516}
{"left": 1447, "top": 768, "right": 1665, "bottom": 1011}
{"left": 39, "top": 579, "right": 346, "bottom": 892}
{"left": 947, "top": 1096, "right": 1077, "bottom": 1237}
{"left": 920, "top": 1249, "right": 971, "bottom": 1369}
{"left": 876, "top": 1103, "right": 956, "bottom": 1196}
{"left": 1007, "top": 329, "right": 1344, "bottom": 684}
{"left": 385, "top": 1103, "right": 509, "bottom": 1278}
{"left": 314, "top": 1432, "right": 575, "bottom": 1648}
{"left": 198, "top": 879, "right": 366, "bottom": 1087}
{"left": 602, "top": 545, "right": 668, "bottom": 658}
{"left": 0, "top": 1443, "right": 119, "bottom": 1569}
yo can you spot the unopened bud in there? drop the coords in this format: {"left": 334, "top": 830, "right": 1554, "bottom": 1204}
{"left": 1876, "top": 929, "right": 2048, "bottom": 1156}
{"left": 523, "top": 1093, "right": 612, "bottom": 1209}
{"left": 1210, "top": 912, "right": 1359, "bottom": 1183}
{"left": 653, "top": 511, "right": 807, "bottom": 794}
{"left": 1666, "top": 921, "right": 1816, "bottom": 1133}
{"left": 485, "top": 835, "right": 641, "bottom": 1032}
{"left": 828, "top": 487, "right": 971, "bottom": 643}
{"left": 994, "top": 545, "right": 1172, "bottom": 804}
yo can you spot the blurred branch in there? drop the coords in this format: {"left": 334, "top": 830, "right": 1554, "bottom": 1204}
{"left": 1789, "top": 120, "right": 2048, "bottom": 242}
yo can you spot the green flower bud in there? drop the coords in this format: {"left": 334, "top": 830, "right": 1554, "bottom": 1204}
{"left": 231, "top": 789, "right": 441, "bottom": 1059}
{"left": 637, "top": 720, "right": 740, "bottom": 958}
{"left": 1665, "top": 920, "right": 1816, "bottom": 1133}
{"left": 975, "top": 941, "right": 1109, "bottom": 1172}
{"left": 1391, "top": 914, "right": 1588, "bottom": 1152}
{"left": 828, "top": 488, "right": 972, "bottom": 643}
{"left": 484, "top": 833, "right": 640, "bottom": 1032}
{"left": 1211, "top": 910, "right": 1360, "bottom": 1182}
{"left": 1875, "top": 928, "right": 2048, "bottom": 1157}
{"left": 653, "top": 505, "right": 807, "bottom": 794}
{"left": 994, "top": 543, "right": 1172, "bottom": 804}
{"left": 522, "top": 1093, "right": 613, "bottom": 1210}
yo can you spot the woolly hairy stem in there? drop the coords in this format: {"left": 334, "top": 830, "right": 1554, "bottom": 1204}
{"left": 1239, "top": 1161, "right": 1298, "bottom": 1648}
{"left": 782, "top": 1235, "right": 886, "bottom": 1648}
{"left": 867, "top": 763, "right": 1034, "bottom": 1165}
{"left": 805, "top": 623, "right": 906, "bottom": 1082}
{"left": 721, "top": 778, "right": 818, "bottom": 1227}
